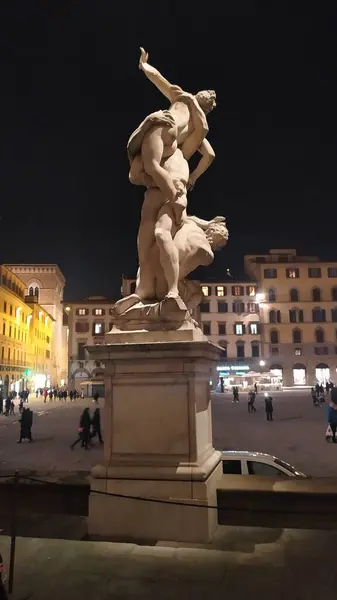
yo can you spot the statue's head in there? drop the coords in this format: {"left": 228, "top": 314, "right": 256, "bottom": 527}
{"left": 195, "top": 90, "right": 216, "bottom": 114}
{"left": 205, "top": 220, "right": 228, "bottom": 250}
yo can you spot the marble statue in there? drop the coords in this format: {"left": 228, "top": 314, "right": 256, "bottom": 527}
{"left": 112, "top": 48, "right": 228, "bottom": 331}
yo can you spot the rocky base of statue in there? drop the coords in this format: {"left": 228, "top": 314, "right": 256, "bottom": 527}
{"left": 110, "top": 293, "right": 200, "bottom": 333}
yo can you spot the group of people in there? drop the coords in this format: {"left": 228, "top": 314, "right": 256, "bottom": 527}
{"left": 70, "top": 407, "right": 103, "bottom": 450}
{"left": 37, "top": 387, "right": 85, "bottom": 402}
{"left": 311, "top": 381, "right": 335, "bottom": 407}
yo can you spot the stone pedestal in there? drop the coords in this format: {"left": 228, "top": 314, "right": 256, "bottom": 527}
{"left": 87, "top": 331, "right": 223, "bottom": 543}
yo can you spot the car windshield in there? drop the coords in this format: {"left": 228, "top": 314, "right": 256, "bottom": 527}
{"left": 274, "top": 458, "right": 299, "bottom": 475}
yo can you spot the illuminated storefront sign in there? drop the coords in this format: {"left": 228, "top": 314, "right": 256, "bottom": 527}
{"left": 216, "top": 365, "right": 250, "bottom": 371}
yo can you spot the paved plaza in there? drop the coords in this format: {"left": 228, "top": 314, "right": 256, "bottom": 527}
{"left": 0, "top": 396, "right": 103, "bottom": 473}
{"left": 212, "top": 389, "right": 336, "bottom": 477}
{"left": 0, "top": 390, "right": 335, "bottom": 477}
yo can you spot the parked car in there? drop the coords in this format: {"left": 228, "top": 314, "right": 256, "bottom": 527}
{"left": 221, "top": 450, "right": 306, "bottom": 477}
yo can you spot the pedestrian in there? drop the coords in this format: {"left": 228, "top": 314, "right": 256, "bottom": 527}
{"left": 17, "top": 407, "right": 33, "bottom": 443}
{"left": 80, "top": 390, "right": 84, "bottom": 399}
{"left": 311, "top": 387, "right": 318, "bottom": 406}
{"left": 35, "top": 389, "right": 39, "bottom": 398}
{"left": 53, "top": 388, "right": 58, "bottom": 400}
{"left": 19, "top": 398, "right": 24, "bottom": 414}
{"left": 326, "top": 381, "right": 330, "bottom": 395}
{"left": 248, "top": 391, "right": 256, "bottom": 412}
{"left": 4, "top": 397, "right": 11, "bottom": 417}
{"left": 254, "top": 382, "right": 258, "bottom": 394}
{"left": 43, "top": 388, "right": 48, "bottom": 403}
{"left": 265, "top": 394, "right": 273, "bottom": 421}
{"left": 220, "top": 377, "right": 224, "bottom": 393}
{"left": 63, "top": 389, "right": 67, "bottom": 402}
{"left": 70, "top": 408, "right": 91, "bottom": 450}
{"left": 91, "top": 408, "right": 103, "bottom": 444}
{"left": 93, "top": 392, "right": 99, "bottom": 404}
{"left": 0, "top": 392, "right": 3, "bottom": 415}
{"left": 9, "top": 400, "right": 15, "bottom": 416}
{"left": 69, "top": 390, "right": 74, "bottom": 402}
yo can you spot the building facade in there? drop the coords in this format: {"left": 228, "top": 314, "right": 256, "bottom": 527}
{"left": 65, "top": 296, "right": 115, "bottom": 396}
{"left": 6, "top": 264, "right": 68, "bottom": 385}
{"left": 0, "top": 265, "right": 55, "bottom": 397}
{"left": 245, "top": 249, "right": 337, "bottom": 387}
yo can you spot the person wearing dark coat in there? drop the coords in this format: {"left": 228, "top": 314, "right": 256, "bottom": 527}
{"left": 70, "top": 408, "right": 91, "bottom": 450}
{"left": 91, "top": 408, "right": 103, "bottom": 444}
{"left": 265, "top": 395, "right": 274, "bottom": 421}
{"left": 17, "top": 407, "right": 33, "bottom": 442}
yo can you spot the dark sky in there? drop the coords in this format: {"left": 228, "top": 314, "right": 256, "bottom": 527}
{"left": 0, "top": 2, "right": 336, "bottom": 299}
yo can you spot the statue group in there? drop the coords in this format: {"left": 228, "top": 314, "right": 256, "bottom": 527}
{"left": 113, "top": 49, "right": 228, "bottom": 331}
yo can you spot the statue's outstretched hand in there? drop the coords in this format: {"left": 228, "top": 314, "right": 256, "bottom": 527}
{"left": 211, "top": 216, "right": 226, "bottom": 223}
{"left": 139, "top": 47, "right": 149, "bottom": 70}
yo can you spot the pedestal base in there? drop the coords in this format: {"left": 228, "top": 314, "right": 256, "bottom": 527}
{"left": 87, "top": 335, "right": 223, "bottom": 543}
{"left": 89, "top": 461, "right": 222, "bottom": 543}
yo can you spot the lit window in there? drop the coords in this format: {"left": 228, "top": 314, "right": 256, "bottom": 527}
{"left": 286, "top": 268, "right": 299, "bottom": 279}
{"left": 250, "top": 323, "right": 258, "bottom": 335}
{"left": 235, "top": 323, "right": 243, "bottom": 335}
{"left": 94, "top": 323, "right": 104, "bottom": 334}
{"left": 216, "top": 286, "right": 225, "bottom": 297}
{"left": 94, "top": 309, "right": 103, "bottom": 316}
{"left": 202, "top": 285, "right": 211, "bottom": 297}
{"left": 232, "top": 286, "right": 244, "bottom": 296}
{"left": 294, "top": 348, "right": 302, "bottom": 356}
{"left": 78, "top": 308, "right": 86, "bottom": 316}
{"left": 247, "top": 286, "right": 256, "bottom": 296}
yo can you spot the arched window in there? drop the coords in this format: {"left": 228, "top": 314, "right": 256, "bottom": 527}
{"left": 34, "top": 287, "right": 39, "bottom": 299}
{"left": 269, "top": 309, "right": 281, "bottom": 324}
{"left": 315, "top": 328, "right": 325, "bottom": 344}
{"left": 290, "top": 288, "right": 299, "bottom": 302}
{"left": 270, "top": 330, "right": 279, "bottom": 344}
{"left": 29, "top": 287, "right": 33, "bottom": 296}
{"left": 312, "top": 288, "right": 322, "bottom": 302}
{"left": 331, "top": 308, "right": 337, "bottom": 323}
{"left": 312, "top": 307, "right": 326, "bottom": 323}
{"left": 289, "top": 308, "right": 304, "bottom": 323}
{"left": 251, "top": 342, "right": 259, "bottom": 357}
{"left": 292, "top": 329, "right": 302, "bottom": 344}
{"left": 268, "top": 288, "right": 276, "bottom": 302}
{"left": 332, "top": 287, "right": 337, "bottom": 301}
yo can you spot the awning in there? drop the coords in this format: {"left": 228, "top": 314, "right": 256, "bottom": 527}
{"left": 79, "top": 379, "right": 104, "bottom": 386}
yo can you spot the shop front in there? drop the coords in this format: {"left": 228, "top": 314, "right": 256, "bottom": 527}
{"left": 215, "top": 360, "right": 270, "bottom": 391}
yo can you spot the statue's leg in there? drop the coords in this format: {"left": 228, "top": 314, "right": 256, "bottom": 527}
{"left": 142, "top": 127, "right": 178, "bottom": 203}
{"left": 154, "top": 204, "right": 179, "bottom": 298}
{"left": 136, "top": 188, "right": 165, "bottom": 300}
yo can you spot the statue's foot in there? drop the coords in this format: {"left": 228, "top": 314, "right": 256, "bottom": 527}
{"left": 114, "top": 294, "right": 141, "bottom": 316}
{"left": 165, "top": 290, "right": 180, "bottom": 299}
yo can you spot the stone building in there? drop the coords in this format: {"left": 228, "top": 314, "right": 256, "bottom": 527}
{"left": 6, "top": 264, "right": 68, "bottom": 385}
{"left": 245, "top": 249, "right": 337, "bottom": 387}
{"left": 65, "top": 296, "right": 115, "bottom": 396}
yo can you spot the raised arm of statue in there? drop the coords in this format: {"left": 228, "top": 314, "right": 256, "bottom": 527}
{"left": 139, "top": 47, "right": 183, "bottom": 103}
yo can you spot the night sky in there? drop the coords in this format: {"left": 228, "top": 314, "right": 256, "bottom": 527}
{"left": 0, "top": 3, "right": 336, "bottom": 300}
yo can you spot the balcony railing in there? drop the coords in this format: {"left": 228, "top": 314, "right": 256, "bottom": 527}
{"left": 0, "top": 359, "right": 33, "bottom": 368}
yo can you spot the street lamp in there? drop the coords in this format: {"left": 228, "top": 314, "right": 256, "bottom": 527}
{"left": 256, "top": 293, "right": 265, "bottom": 303}
{"left": 259, "top": 360, "right": 266, "bottom": 367}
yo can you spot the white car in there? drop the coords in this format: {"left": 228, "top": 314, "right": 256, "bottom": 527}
{"left": 221, "top": 450, "right": 306, "bottom": 478}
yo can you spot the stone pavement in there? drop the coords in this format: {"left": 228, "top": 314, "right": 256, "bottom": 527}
{"left": 1, "top": 527, "right": 337, "bottom": 599}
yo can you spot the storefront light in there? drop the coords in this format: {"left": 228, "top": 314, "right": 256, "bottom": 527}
{"left": 259, "top": 360, "right": 266, "bottom": 366}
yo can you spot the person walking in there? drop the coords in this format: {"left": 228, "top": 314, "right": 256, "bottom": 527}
{"left": 9, "top": 400, "right": 15, "bottom": 416}
{"left": 254, "top": 382, "right": 258, "bottom": 394}
{"left": 70, "top": 408, "right": 91, "bottom": 450}
{"left": 80, "top": 390, "right": 84, "bottom": 400}
{"left": 4, "top": 397, "right": 11, "bottom": 417}
{"left": 69, "top": 390, "right": 74, "bottom": 402}
{"left": 49, "top": 389, "right": 53, "bottom": 402}
{"left": 91, "top": 408, "right": 103, "bottom": 444}
{"left": 265, "top": 394, "right": 274, "bottom": 421}
{"left": 327, "top": 388, "right": 337, "bottom": 443}
{"left": 17, "top": 407, "right": 33, "bottom": 443}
